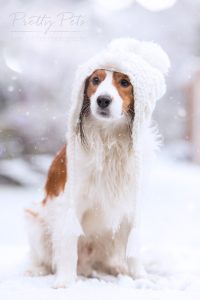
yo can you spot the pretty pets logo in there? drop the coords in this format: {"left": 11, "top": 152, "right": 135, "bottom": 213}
{"left": 9, "top": 11, "right": 88, "bottom": 35}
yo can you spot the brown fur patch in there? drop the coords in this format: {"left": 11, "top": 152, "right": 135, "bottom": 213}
{"left": 112, "top": 72, "right": 134, "bottom": 114}
{"left": 42, "top": 145, "right": 67, "bottom": 205}
{"left": 85, "top": 69, "right": 106, "bottom": 98}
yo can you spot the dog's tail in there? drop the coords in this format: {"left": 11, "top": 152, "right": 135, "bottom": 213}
{"left": 25, "top": 207, "right": 39, "bottom": 218}
{"left": 24, "top": 203, "right": 45, "bottom": 224}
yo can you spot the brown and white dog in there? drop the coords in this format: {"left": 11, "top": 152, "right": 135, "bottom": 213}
{"left": 25, "top": 69, "right": 147, "bottom": 288}
{"left": 25, "top": 37, "right": 169, "bottom": 288}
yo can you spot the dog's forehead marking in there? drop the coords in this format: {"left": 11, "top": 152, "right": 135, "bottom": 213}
{"left": 95, "top": 70, "right": 114, "bottom": 96}
{"left": 92, "top": 69, "right": 106, "bottom": 82}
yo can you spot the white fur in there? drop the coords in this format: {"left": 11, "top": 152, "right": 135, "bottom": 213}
{"left": 25, "top": 38, "right": 169, "bottom": 288}
{"left": 25, "top": 117, "right": 158, "bottom": 288}
{"left": 26, "top": 118, "right": 156, "bottom": 287}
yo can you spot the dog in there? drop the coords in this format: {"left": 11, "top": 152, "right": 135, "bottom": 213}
{"left": 25, "top": 69, "right": 146, "bottom": 286}
{"left": 25, "top": 38, "right": 169, "bottom": 288}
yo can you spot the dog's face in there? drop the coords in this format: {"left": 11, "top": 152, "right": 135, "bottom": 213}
{"left": 79, "top": 69, "right": 134, "bottom": 145}
{"left": 83, "top": 69, "right": 134, "bottom": 121}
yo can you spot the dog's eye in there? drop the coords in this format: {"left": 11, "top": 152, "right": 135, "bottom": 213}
{"left": 92, "top": 77, "right": 100, "bottom": 85}
{"left": 120, "top": 79, "right": 130, "bottom": 87}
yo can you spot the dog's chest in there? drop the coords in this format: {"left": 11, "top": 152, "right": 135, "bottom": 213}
{"left": 75, "top": 138, "right": 136, "bottom": 231}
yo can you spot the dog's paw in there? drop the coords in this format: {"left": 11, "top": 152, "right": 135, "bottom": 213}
{"left": 52, "top": 276, "right": 75, "bottom": 289}
{"left": 131, "top": 265, "right": 147, "bottom": 279}
{"left": 106, "top": 264, "right": 128, "bottom": 277}
{"left": 127, "top": 257, "right": 147, "bottom": 279}
{"left": 25, "top": 265, "right": 50, "bottom": 277}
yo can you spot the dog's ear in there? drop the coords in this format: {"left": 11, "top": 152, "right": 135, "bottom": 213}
{"left": 83, "top": 76, "right": 90, "bottom": 99}
{"left": 43, "top": 145, "right": 67, "bottom": 204}
{"left": 78, "top": 76, "right": 91, "bottom": 148}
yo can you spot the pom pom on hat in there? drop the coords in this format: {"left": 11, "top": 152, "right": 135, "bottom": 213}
{"left": 108, "top": 37, "right": 170, "bottom": 75}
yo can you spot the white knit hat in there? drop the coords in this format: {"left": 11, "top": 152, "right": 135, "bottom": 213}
{"left": 65, "top": 38, "right": 170, "bottom": 234}
{"left": 68, "top": 37, "right": 170, "bottom": 144}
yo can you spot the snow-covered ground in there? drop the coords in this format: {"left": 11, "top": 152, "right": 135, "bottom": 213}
{"left": 0, "top": 156, "right": 200, "bottom": 300}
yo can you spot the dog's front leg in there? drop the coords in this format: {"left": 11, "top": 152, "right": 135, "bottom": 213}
{"left": 126, "top": 226, "right": 146, "bottom": 279}
{"left": 52, "top": 208, "right": 82, "bottom": 289}
{"left": 53, "top": 234, "right": 78, "bottom": 288}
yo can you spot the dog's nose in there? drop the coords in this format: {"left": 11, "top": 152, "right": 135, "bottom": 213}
{"left": 97, "top": 96, "right": 111, "bottom": 109}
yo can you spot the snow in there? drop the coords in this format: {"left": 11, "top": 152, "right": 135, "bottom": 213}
{"left": 0, "top": 156, "right": 200, "bottom": 299}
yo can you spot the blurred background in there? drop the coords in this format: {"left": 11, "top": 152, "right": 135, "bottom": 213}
{"left": 0, "top": 0, "right": 200, "bottom": 187}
